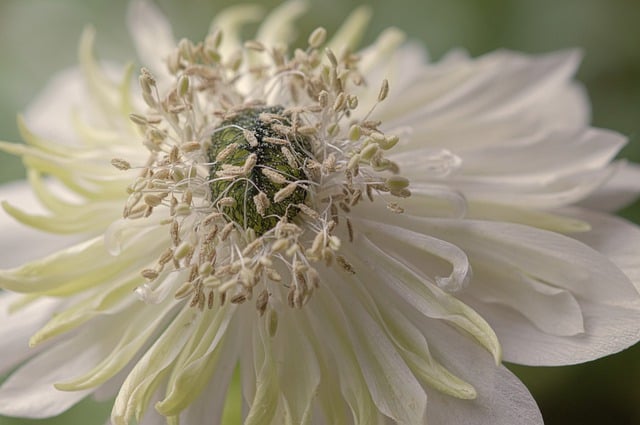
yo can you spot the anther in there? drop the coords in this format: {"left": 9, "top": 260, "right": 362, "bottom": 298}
{"left": 111, "top": 158, "right": 132, "bottom": 170}
{"left": 308, "top": 27, "right": 327, "bottom": 49}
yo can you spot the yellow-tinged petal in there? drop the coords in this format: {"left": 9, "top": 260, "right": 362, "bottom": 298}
{"left": 209, "top": 4, "right": 264, "bottom": 59}
{"left": 382, "top": 305, "right": 477, "bottom": 399}
{"left": 55, "top": 299, "right": 179, "bottom": 391}
{"left": 156, "top": 305, "right": 233, "bottom": 416}
{"left": 357, "top": 232, "right": 503, "bottom": 364}
{"left": 0, "top": 228, "right": 160, "bottom": 296}
{"left": 359, "top": 27, "right": 406, "bottom": 74}
{"left": 29, "top": 273, "right": 142, "bottom": 346}
{"left": 111, "top": 304, "right": 197, "bottom": 425}
{"left": 78, "top": 27, "right": 128, "bottom": 124}
{"left": 255, "top": 0, "right": 308, "bottom": 48}
{"left": 244, "top": 319, "right": 279, "bottom": 425}
{"left": 327, "top": 6, "right": 373, "bottom": 55}
{"left": 467, "top": 200, "right": 591, "bottom": 233}
{"left": 2, "top": 200, "right": 117, "bottom": 235}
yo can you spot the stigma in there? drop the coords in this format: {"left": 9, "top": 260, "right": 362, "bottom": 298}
{"left": 209, "top": 106, "right": 311, "bottom": 235}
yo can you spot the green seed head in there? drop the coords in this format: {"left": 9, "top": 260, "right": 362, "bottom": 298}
{"left": 208, "top": 106, "right": 310, "bottom": 235}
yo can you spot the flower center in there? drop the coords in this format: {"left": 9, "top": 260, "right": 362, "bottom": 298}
{"left": 208, "top": 106, "right": 310, "bottom": 235}
{"left": 113, "top": 27, "right": 414, "bottom": 316}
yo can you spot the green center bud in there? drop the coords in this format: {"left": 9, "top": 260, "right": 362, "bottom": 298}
{"left": 208, "top": 106, "right": 310, "bottom": 235}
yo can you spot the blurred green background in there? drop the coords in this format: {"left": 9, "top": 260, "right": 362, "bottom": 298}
{"left": 1, "top": 0, "right": 639, "bottom": 424}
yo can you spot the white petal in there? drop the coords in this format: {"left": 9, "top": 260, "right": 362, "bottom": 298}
{"left": 351, "top": 227, "right": 501, "bottom": 363}
{"left": 271, "top": 312, "right": 321, "bottom": 425}
{"left": 244, "top": 316, "right": 279, "bottom": 425}
{"left": 381, "top": 49, "right": 584, "bottom": 139}
{"left": 563, "top": 207, "right": 640, "bottom": 292}
{"left": 0, "top": 320, "right": 122, "bottom": 418}
{"left": 307, "top": 285, "right": 393, "bottom": 425}
{"left": 330, "top": 275, "right": 427, "bottom": 424}
{"left": 0, "top": 293, "right": 61, "bottom": 375}
{"left": 0, "top": 180, "right": 80, "bottom": 268}
{"left": 363, "top": 219, "right": 473, "bottom": 292}
{"left": 400, "top": 127, "right": 626, "bottom": 209}
{"left": 179, "top": 324, "right": 239, "bottom": 425}
{"left": 413, "top": 217, "right": 640, "bottom": 365}
{"left": 449, "top": 128, "right": 624, "bottom": 183}
{"left": 465, "top": 261, "right": 585, "bottom": 336}
{"left": 415, "top": 218, "right": 640, "bottom": 303}
{"left": 360, "top": 205, "right": 640, "bottom": 364}
{"left": 327, "top": 6, "right": 373, "bottom": 55}
{"left": 111, "top": 305, "right": 197, "bottom": 425}
{"left": 127, "top": 0, "right": 175, "bottom": 84}
{"left": 413, "top": 315, "right": 543, "bottom": 425}
{"left": 155, "top": 305, "right": 234, "bottom": 417}
{"left": 255, "top": 0, "right": 308, "bottom": 48}
{"left": 23, "top": 68, "right": 86, "bottom": 144}
{"left": 578, "top": 161, "right": 640, "bottom": 211}
{"left": 209, "top": 5, "right": 264, "bottom": 60}
{"left": 54, "top": 299, "right": 179, "bottom": 391}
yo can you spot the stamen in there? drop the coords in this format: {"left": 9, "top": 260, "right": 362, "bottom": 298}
{"left": 121, "top": 26, "right": 411, "bottom": 314}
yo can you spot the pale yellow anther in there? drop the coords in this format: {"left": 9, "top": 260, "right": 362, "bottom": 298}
{"left": 370, "top": 132, "right": 385, "bottom": 142}
{"left": 296, "top": 203, "right": 319, "bottom": 219}
{"left": 174, "top": 241, "right": 193, "bottom": 260}
{"left": 181, "top": 141, "right": 201, "bottom": 153}
{"left": 178, "top": 74, "right": 190, "bottom": 97}
{"left": 174, "top": 281, "right": 195, "bottom": 299}
{"left": 360, "top": 143, "right": 379, "bottom": 160}
{"left": 347, "top": 95, "right": 359, "bottom": 109}
{"left": 215, "top": 142, "right": 239, "bottom": 162}
{"left": 221, "top": 222, "right": 235, "bottom": 241}
{"left": 261, "top": 168, "right": 288, "bottom": 184}
{"left": 386, "top": 175, "right": 410, "bottom": 190}
{"left": 271, "top": 238, "right": 289, "bottom": 253}
{"left": 349, "top": 124, "right": 361, "bottom": 141}
{"left": 129, "top": 113, "right": 148, "bottom": 126}
{"left": 274, "top": 182, "right": 299, "bottom": 203}
{"left": 318, "top": 90, "right": 329, "bottom": 107}
{"left": 218, "top": 197, "right": 237, "bottom": 208}
{"left": 379, "top": 135, "right": 399, "bottom": 150}
{"left": 297, "top": 125, "right": 317, "bottom": 136}
{"left": 327, "top": 123, "right": 340, "bottom": 136}
{"left": 141, "top": 269, "right": 159, "bottom": 280}
{"left": 199, "top": 262, "right": 213, "bottom": 276}
{"left": 347, "top": 153, "right": 361, "bottom": 171}
{"left": 242, "top": 153, "right": 258, "bottom": 174}
{"left": 277, "top": 149, "right": 296, "bottom": 170}
{"left": 310, "top": 231, "right": 325, "bottom": 254}
{"left": 333, "top": 92, "right": 346, "bottom": 111}
{"left": 111, "top": 158, "right": 131, "bottom": 170}
{"left": 253, "top": 191, "right": 270, "bottom": 216}
{"left": 378, "top": 78, "right": 390, "bottom": 102}
{"left": 308, "top": 27, "right": 327, "bottom": 49}
{"left": 144, "top": 194, "right": 163, "bottom": 207}
{"left": 256, "top": 289, "right": 270, "bottom": 315}
{"left": 203, "top": 276, "right": 221, "bottom": 288}
{"left": 243, "top": 129, "right": 258, "bottom": 147}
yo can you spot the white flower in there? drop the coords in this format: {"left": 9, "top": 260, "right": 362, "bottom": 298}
{"left": 1, "top": 1, "right": 640, "bottom": 424}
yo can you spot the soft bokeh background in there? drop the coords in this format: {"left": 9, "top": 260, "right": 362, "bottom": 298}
{"left": 1, "top": 0, "right": 639, "bottom": 424}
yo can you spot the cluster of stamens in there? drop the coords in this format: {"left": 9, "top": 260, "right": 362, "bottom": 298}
{"left": 112, "top": 25, "right": 410, "bottom": 315}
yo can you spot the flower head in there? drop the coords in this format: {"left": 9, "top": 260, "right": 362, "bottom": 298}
{"left": 2, "top": 1, "right": 640, "bottom": 424}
